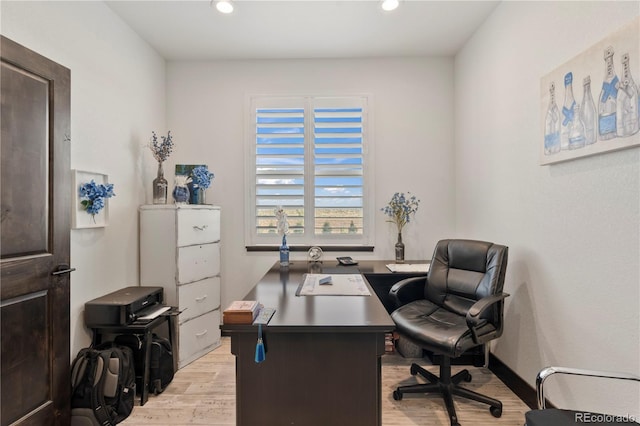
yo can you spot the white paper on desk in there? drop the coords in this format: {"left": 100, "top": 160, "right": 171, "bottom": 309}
{"left": 138, "top": 306, "right": 171, "bottom": 320}
{"left": 385, "top": 263, "right": 430, "bottom": 273}
{"left": 298, "top": 274, "right": 371, "bottom": 296}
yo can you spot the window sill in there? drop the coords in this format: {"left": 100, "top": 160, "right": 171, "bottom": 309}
{"left": 246, "top": 245, "right": 374, "bottom": 252}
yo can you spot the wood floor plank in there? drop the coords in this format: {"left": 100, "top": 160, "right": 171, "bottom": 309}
{"left": 122, "top": 337, "right": 529, "bottom": 425}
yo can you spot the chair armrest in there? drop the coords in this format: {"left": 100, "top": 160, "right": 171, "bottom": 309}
{"left": 536, "top": 366, "right": 640, "bottom": 409}
{"left": 465, "top": 293, "right": 510, "bottom": 344}
{"left": 389, "top": 277, "right": 426, "bottom": 310}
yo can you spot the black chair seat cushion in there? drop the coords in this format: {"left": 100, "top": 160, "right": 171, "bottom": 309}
{"left": 525, "top": 409, "right": 639, "bottom": 426}
{"left": 391, "top": 299, "right": 496, "bottom": 358}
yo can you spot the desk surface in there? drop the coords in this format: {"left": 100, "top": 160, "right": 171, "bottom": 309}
{"left": 221, "top": 260, "right": 428, "bottom": 426}
{"left": 220, "top": 260, "right": 424, "bottom": 333}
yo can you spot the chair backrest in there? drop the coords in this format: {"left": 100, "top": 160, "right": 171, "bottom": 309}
{"left": 426, "top": 239, "right": 508, "bottom": 324}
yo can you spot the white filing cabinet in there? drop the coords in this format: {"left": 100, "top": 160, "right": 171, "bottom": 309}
{"left": 139, "top": 204, "right": 221, "bottom": 369}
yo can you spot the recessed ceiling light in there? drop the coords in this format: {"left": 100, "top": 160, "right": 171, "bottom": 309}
{"left": 381, "top": 0, "right": 399, "bottom": 12}
{"left": 216, "top": 0, "right": 233, "bottom": 14}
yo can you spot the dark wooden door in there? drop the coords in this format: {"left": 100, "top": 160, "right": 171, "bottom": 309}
{"left": 1, "top": 36, "right": 71, "bottom": 426}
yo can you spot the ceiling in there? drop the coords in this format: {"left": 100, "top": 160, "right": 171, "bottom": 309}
{"left": 105, "top": 0, "right": 500, "bottom": 61}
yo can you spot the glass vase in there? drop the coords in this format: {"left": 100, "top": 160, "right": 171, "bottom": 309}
{"left": 172, "top": 184, "right": 190, "bottom": 204}
{"left": 279, "top": 234, "right": 290, "bottom": 267}
{"left": 395, "top": 232, "right": 405, "bottom": 263}
{"left": 152, "top": 162, "right": 168, "bottom": 204}
{"left": 189, "top": 184, "right": 205, "bottom": 205}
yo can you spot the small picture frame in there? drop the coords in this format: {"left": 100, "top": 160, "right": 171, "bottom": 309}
{"left": 175, "top": 164, "right": 206, "bottom": 177}
{"left": 72, "top": 170, "right": 110, "bottom": 229}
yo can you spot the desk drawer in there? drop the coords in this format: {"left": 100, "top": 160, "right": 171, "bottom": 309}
{"left": 177, "top": 208, "right": 220, "bottom": 247}
{"left": 178, "top": 277, "right": 221, "bottom": 324}
{"left": 177, "top": 243, "right": 220, "bottom": 284}
{"left": 179, "top": 310, "right": 221, "bottom": 368}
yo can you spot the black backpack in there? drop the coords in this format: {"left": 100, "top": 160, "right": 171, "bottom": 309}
{"left": 70, "top": 344, "right": 136, "bottom": 425}
{"left": 115, "top": 333, "right": 174, "bottom": 395}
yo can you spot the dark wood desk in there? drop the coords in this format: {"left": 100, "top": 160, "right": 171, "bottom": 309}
{"left": 221, "top": 260, "right": 427, "bottom": 426}
{"left": 357, "top": 261, "right": 430, "bottom": 313}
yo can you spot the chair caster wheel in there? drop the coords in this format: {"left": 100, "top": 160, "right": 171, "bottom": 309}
{"left": 490, "top": 405, "right": 502, "bottom": 418}
{"left": 393, "top": 390, "right": 403, "bottom": 401}
{"left": 410, "top": 364, "right": 419, "bottom": 376}
{"left": 464, "top": 372, "right": 472, "bottom": 382}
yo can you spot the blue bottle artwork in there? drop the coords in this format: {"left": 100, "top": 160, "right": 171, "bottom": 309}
{"left": 568, "top": 104, "right": 586, "bottom": 150}
{"left": 544, "top": 82, "right": 561, "bottom": 154}
{"left": 580, "top": 76, "right": 598, "bottom": 145}
{"left": 539, "top": 19, "right": 640, "bottom": 166}
{"left": 598, "top": 46, "right": 619, "bottom": 140}
{"left": 616, "top": 53, "right": 639, "bottom": 137}
{"left": 561, "top": 72, "right": 576, "bottom": 150}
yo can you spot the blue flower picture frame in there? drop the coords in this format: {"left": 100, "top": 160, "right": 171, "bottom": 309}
{"left": 72, "top": 170, "right": 111, "bottom": 229}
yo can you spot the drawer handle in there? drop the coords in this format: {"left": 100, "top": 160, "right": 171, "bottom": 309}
{"left": 196, "top": 329, "right": 208, "bottom": 337}
{"left": 193, "top": 225, "right": 208, "bottom": 231}
{"left": 195, "top": 295, "right": 208, "bottom": 302}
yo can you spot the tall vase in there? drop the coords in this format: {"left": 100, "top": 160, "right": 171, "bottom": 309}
{"left": 279, "top": 234, "right": 290, "bottom": 267}
{"left": 152, "top": 162, "right": 168, "bottom": 204}
{"left": 395, "top": 232, "right": 405, "bottom": 263}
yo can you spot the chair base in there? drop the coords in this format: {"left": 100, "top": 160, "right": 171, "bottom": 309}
{"left": 393, "top": 357, "right": 502, "bottom": 426}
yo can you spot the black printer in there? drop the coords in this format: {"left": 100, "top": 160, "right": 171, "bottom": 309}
{"left": 84, "top": 286, "right": 165, "bottom": 327}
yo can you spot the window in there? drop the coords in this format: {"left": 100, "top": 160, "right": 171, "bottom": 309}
{"left": 246, "top": 95, "right": 372, "bottom": 247}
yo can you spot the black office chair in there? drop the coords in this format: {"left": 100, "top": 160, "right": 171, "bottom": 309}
{"left": 389, "top": 239, "right": 509, "bottom": 426}
{"left": 525, "top": 366, "right": 640, "bottom": 426}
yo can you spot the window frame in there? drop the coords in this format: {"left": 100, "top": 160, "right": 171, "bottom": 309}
{"left": 244, "top": 94, "right": 374, "bottom": 249}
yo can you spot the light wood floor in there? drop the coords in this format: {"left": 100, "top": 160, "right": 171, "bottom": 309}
{"left": 122, "top": 337, "right": 530, "bottom": 425}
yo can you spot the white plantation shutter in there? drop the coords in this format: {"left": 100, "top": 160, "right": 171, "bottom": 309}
{"left": 247, "top": 96, "right": 371, "bottom": 246}
{"left": 313, "top": 102, "right": 364, "bottom": 235}
{"left": 255, "top": 106, "right": 305, "bottom": 234}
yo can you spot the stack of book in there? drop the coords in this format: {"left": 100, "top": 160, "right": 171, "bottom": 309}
{"left": 223, "top": 300, "right": 261, "bottom": 324}
{"left": 385, "top": 332, "right": 397, "bottom": 354}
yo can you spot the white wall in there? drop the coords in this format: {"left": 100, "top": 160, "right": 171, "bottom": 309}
{"left": 1, "top": 1, "right": 166, "bottom": 355}
{"left": 456, "top": 1, "right": 640, "bottom": 415}
{"left": 166, "top": 57, "right": 456, "bottom": 310}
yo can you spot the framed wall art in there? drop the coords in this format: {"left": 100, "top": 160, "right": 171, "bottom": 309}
{"left": 72, "top": 170, "right": 114, "bottom": 229}
{"left": 540, "top": 17, "right": 639, "bottom": 165}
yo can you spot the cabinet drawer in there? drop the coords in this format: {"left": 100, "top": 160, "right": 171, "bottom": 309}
{"left": 179, "top": 310, "right": 221, "bottom": 368}
{"left": 178, "top": 277, "right": 221, "bottom": 324}
{"left": 177, "top": 243, "right": 220, "bottom": 284}
{"left": 177, "top": 208, "right": 220, "bottom": 247}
